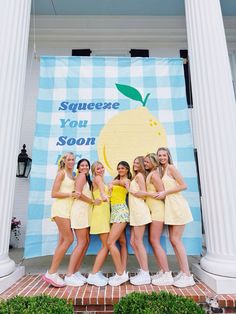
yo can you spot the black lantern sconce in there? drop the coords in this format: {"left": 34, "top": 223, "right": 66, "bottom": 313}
{"left": 16, "top": 144, "right": 32, "bottom": 178}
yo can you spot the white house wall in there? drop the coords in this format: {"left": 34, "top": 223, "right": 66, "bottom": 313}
{"left": 13, "top": 15, "right": 236, "bottom": 248}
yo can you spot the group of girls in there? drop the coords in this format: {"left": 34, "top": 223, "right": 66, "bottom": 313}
{"left": 42, "top": 147, "right": 195, "bottom": 289}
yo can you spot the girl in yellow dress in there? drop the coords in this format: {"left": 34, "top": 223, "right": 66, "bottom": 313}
{"left": 129, "top": 156, "right": 152, "bottom": 285}
{"left": 42, "top": 152, "right": 79, "bottom": 288}
{"left": 87, "top": 161, "right": 110, "bottom": 287}
{"left": 156, "top": 147, "right": 195, "bottom": 288}
{"left": 107, "top": 161, "right": 131, "bottom": 286}
{"left": 143, "top": 153, "right": 174, "bottom": 286}
{"left": 65, "top": 158, "right": 101, "bottom": 286}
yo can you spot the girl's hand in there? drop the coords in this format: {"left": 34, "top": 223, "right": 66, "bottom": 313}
{"left": 124, "top": 180, "right": 130, "bottom": 190}
{"left": 155, "top": 191, "right": 166, "bottom": 199}
{"left": 101, "top": 193, "right": 109, "bottom": 202}
{"left": 72, "top": 191, "right": 81, "bottom": 199}
{"left": 93, "top": 198, "right": 102, "bottom": 205}
{"left": 149, "top": 192, "right": 159, "bottom": 198}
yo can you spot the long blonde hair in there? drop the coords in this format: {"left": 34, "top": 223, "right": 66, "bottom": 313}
{"left": 58, "top": 152, "right": 74, "bottom": 171}
{"left": 145, "top": 153, "right": 159, "bottom": 170}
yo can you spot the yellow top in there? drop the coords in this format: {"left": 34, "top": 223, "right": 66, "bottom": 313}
{"left": 110, "top": 185, "right": 127, "bottom": 205}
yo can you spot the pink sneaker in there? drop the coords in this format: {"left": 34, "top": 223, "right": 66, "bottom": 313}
{"left": 42, "top": 271, "right": 65, "bottom": 288}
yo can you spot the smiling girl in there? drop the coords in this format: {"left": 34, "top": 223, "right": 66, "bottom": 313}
{"left": 64, "top": 158, "right": 101, "bottom": 286}
{"left": 156, "top": 147, "right": 195, "bottom": 288}
{"left": 42, "top": 152, "right": 79, "bottom": 288}
{"left": 87, "top": 161, "right": 110, "bottom": 287}
{"left": 107, "top": 161, "right": 131, "bottom": 286}
{"left": 129, "top": 156, "right": 152, "bottom": 285}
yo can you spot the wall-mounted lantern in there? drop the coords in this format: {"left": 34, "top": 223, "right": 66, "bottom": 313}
{"left": 16, "top": 144, "right": 32, "bottom": 178}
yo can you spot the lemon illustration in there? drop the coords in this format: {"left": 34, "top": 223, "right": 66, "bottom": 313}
{"left": 98, "top": 84, "right": 167, "bottom": 177}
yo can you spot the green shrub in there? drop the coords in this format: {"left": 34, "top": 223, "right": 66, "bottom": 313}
{"left": 114, "top": 291, "right": 205, "bottom": 314}
{"left": 0, "top": 295, "right": 74, "bottom": 314}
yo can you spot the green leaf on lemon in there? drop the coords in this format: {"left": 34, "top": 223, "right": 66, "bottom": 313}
{"left": 115, "top": 83, "right": 150, "bottom": 107}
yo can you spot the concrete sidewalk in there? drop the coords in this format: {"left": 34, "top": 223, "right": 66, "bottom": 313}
{"left": 9, "top": 248, "right": 200, "bottom": 275}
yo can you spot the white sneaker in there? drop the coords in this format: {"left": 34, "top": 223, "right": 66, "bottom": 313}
{"left": 173, "top": 273, "right": 195, "bottom": 288}
{"left": 130, "top": 270, "right": 151, "bottom": 285}
{"left": 64, "top": 274, "right": 85, "bottom": 287}
{"left": 42, "top": 271, "right": 65, "bottom": 288}
{"left": 97, "top": 271, "right": 108, "bottom": 283}
{"left": 109, "top": 272, "right": 129, "bottom": 287}
{"left": 173, "top": 271, "right": 183, "bottom": 282}
{"left": 87, "top": 273, "right": 108, "bottom": 287}
{"left": 152, "top": 271, "right": 174, "bottom": 286}
{"left": 74, "top": 271, "right": 87, "bottom": 283}
{"left": 151, "top": 270, "right": 163, "bottom": 280}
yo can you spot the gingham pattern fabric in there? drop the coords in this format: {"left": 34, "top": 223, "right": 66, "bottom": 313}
{"left": 24, "top": 56, "right": 202, "bottom": 258}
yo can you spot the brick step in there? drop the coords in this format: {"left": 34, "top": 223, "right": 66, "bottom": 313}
{"left": 1, "top": 274, "right": 236, "bottom": 313}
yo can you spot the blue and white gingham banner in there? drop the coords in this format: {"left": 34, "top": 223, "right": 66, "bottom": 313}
{"left": 24, "top": 56, "right": 202, "bottom": 258}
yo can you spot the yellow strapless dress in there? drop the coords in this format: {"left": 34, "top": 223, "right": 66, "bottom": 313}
{"left": 71, "top": 182, "right": 92, "bottom": 229}
{"left": 162, "top": 172, "right": 193, "bottom": 225}
{"left": 51, "top": 172, "right": 75, "bottom": 219}
{"left": 90, "top": 185, "right": 110, "bottom": 234}
{"left": 128, "top": 180, "right": 151, "bottom": 226}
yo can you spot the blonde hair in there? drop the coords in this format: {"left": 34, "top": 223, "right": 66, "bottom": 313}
{"left": 91, "top": 161, "right": 104, "bottom": 177}
{"left": 145, "top": 153, "right": 159, "bottom": 170}
{"left": 156, "top": 147, "right": 173, "bottom": 178}
{"left": 58, "top": 152, "right": 74, "bottom": 171}
{"left": 133, "top": 156, "right": 146, "bottom": 178}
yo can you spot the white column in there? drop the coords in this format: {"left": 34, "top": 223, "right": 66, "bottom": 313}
{"left": 0, "top": 0, "right": 31, "bottom": 288}
{"left": 185, "top": 0, "right": 236, "bottom": 283}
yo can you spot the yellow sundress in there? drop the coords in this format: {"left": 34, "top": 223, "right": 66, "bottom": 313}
{"left": 129, "top": 179, "right": 151, "bottom": 226}
{"left": 90, "top": 185, "right": 110, "bottom": 234}
{"left": 162, "top": 166, "right": 193, "bottom": 225}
